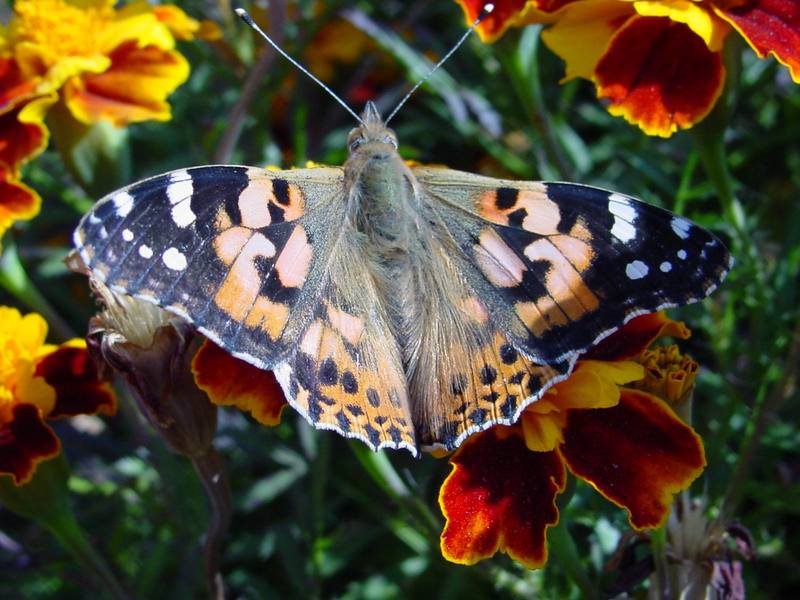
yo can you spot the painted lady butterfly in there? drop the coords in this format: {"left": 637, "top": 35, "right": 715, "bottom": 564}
{"left": 73, "top": 101, "right": 731, "bottom": 455}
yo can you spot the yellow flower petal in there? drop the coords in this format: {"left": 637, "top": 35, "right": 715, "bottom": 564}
{"left": 521, "top": 408, "right": 567, "bottom": 452}
{"left": 520, "top": 359, "right": 643, "bottom": 452}
{"left": 633, "top": 0, "right": 730, "bottom": 51}
{"left": 541, "top": 0, "right": 636, "bottom": 81}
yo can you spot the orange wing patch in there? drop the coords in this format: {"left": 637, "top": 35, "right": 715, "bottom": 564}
{"left": 473, "top": 185, "right": 601, "bottom": 341}
{"left": 419, "top": 324, "right": 568, "bottom": 451}
{"left": 277, "top": 311, "right": 416, "bottom": 453}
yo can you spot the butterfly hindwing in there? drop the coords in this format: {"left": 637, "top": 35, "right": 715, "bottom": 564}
{"left": 415, "top": 167, "right": 732, "bottom": 365}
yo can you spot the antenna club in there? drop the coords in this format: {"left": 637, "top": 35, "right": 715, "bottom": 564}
{"left": 482, "top": 3, "right": 495, "bottom": 15}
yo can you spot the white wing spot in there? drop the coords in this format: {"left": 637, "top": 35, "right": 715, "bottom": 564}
{"left": 98, "top": 226, "right": 108, "bottom": 239}
{"left": 112, "top": 192, "right": 134, "bottom": 217}
{"left": 122, "top": 229, "right": 134, "bottom": 242}
{"left": 162, "top": 247, "right": 187, "bottom": 271}
{"left": 671, "top": 216, "right": 692, "bottom": 240}
{"left": 608, "top": 193, "right": 638, "bottom": 244}
{"left": 138, "top": 245, "right": 153, "bottom": 259}
{"left": 625, "top": 260, "right": 649, "bottom": 280}
{"left": 660, "top": 261, "right": 672, "bottom": 273}
{"left": 171, "top": 199, "right": 196, "bottom": 228}
{"left": 677, "top": 249, "right": 688, "bottom": 260}
{"left": 88, "top": 213, "right": 101, "bottom": 224}
{"left": 167, "top": 170, "right": 193, "bottom": 205}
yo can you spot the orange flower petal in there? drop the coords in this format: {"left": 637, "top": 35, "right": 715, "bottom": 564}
{"left": 192, "top": 340, "right": 287, "bottom": 426}
{"left": 594, "top": 16, "right": 725, "bottom": 137}
{"left": 457, "top": 0, "right": 529, "bottom": 41}
{"left": 0, "top": 164, "right": 41, "bottom": 236}
{"left": 584, "top": 312, "right": 690, "bottom": 361}
{"left": 0, "top": 404, "right": 60, "bottom": 485}
{"left": 439, "top": 426, "right": 566, "bottom": 567}
{"left": 0, "top": 57, "right": 39, "bottom": 114}
{"left": 152, "top": 4, "right": 222, "bottom": 41}
{"left": 456, "top": 0, "right": 567, "bottom": 42}
{"left": 63, "top": 41, "right": 189, "bottom": 125}
{"left": 560, "top": 389, "right": 705, "bottom": 529}
{"left": 0, "top": 106, "right": 49, "bottom": 173}
{"left": 715, "top": 0, "right": 800, "bottom": 83}
{"left": 35, "top": 343, "right": 116, "bottom": 418}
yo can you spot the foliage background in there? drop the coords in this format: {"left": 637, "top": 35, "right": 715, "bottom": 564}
{"left": 1, "top": 0, "right": 798, "bottom": 597}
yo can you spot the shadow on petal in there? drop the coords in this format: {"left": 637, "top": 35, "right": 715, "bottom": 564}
{"left": 192, "top": 340, "right": 287, "bottom": 426}
{"left": 560, "top": 389, "right": 705, "bottom": 529}
{"left": 583, "top": 312, "right": 690, "bottom": 362}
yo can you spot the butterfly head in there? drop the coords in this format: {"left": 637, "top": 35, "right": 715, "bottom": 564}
{"left": 347, "top": 101, "right": 399, "bottom": 157}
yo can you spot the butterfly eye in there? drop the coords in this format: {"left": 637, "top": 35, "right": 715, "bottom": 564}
{"left": 349, "top": 136, "right": 365, "bottom": 152}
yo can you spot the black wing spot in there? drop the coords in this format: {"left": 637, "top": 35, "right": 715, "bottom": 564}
{"left": 341, "top": 370, "right": 359, "bottom": 394}
{"left": 318, "top": 358, "right": 338, "bottom": 386}
{"left": 495, "top": 187, "right": 519, "bottom": 210}
{"left": 272, "top": 179, "right": 291, "bottom": 206}
{"left": 499, "top": 344, "right": 518, "bottom": 364}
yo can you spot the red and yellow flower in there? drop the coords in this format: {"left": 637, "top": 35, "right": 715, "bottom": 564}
{"left": 0, "top": 307, "right": 115, "bottom": 485}
{"left": 457, "top": 0, "right": 800, "bottom": 136}
{"left": 0, "top": 0, "right": 213, "bottom": 245}
{"left": 438, "top": 312, "right": 706, "bottom": 568}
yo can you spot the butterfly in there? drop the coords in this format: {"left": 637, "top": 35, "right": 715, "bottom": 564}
{"left": 73, "top": 101, "right": 731, "bottom": 455}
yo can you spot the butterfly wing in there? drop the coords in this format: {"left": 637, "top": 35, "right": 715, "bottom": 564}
{"left": 74, "top": 165, "right": 416, "bottom": 452}
{"left": 397, "top": 166, "right": 730, "bottom": 451}
{"left": 414, "top": 166, "right": 732, "bottom": 364}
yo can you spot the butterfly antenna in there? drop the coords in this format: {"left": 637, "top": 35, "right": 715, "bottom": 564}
{"left": 384, "top": 3, "right": 494, "bottom": 125}
{"left": 234, "top": 7, "right": 364, "bottom": 125}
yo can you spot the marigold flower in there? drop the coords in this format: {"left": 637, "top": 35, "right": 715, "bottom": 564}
{"left": 457, "top": 0, "right": 800, "bottom": 136}
{"left": 0, "top": 306, "right": 115, "bottom": 485}
{"left": 5, "top": 0, "right": 191, "bottom": 126}
{"left": 438, "top": 312, "right": 706, "bottom": 568}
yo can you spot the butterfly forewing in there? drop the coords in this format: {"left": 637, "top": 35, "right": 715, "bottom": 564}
{"left": 415, "top": 167, "right": 732, "bottom": 365}
{"left": 75, "top": 164, "right": 418, "bottom": 453}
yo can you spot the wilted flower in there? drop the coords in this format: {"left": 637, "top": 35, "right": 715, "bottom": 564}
{"left": 457, "top": 0, "right": 800, "bottom": 136}
{"left": 438, "top": 312, "right": 707, "bottom": 568}
{"left": 0, "top": 306, "right": 115, "bottom": 485}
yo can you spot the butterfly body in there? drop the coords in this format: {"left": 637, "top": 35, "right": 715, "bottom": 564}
{"left": 74, "top": 102, "right": 731, "bottom": 455}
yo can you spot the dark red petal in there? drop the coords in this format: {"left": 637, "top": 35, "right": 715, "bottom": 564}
{"left": 716, "top": 0, "right": 800, "bottom": 82}
{"left": 595, "top": 17, "right": 725, "bottom": 136}
{"left": 0, "top": 404, "right": 60, "bottom": 485}
{"left": 439, "top": 427, "right": 566, "bottom": 568}
{"left": 583, "top": 313, "right": 690, "bottom": 361}
{"left": 560, "top": 389, "right": 705, "bottom": 529}
{"left": 35, "top": 346, "right": 116, "bottom": 418}
{"left": 192, "top": 340, "right": 287, "bottom": 426}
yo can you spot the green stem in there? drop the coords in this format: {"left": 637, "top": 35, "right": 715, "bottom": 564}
{"left": 548, "top": 519, "right": 596, "bottom": 599}
{"left": 0, "top": 455, "right": 129, "bottom": 600}
{"left": 0, "top": 241, "right": 76, "bottom": 340}
{"left": 349, "top": 443, "right": 441, "bottom": 538}
{"left": 500, "top": 27, "right": 572, "bottom": 180}
{"left": 649, "top": 523, "right": 671, "bottom": 600}
{"left": 44, "top": 511, "right": 131, "bottom": 600}
{"left": 719, "top": 316, "right": 800, "bottom": 523}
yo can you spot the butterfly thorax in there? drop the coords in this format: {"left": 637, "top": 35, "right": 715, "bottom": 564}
{"left": 344, "top": 104, "right": 423, "bottom": 256}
